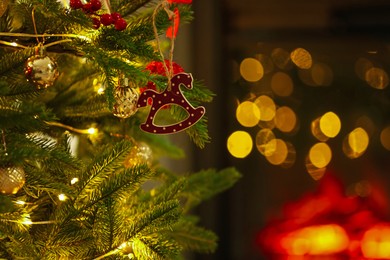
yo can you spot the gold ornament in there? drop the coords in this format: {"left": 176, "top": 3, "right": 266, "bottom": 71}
{"left": 112, "top": 77, "right": 139, "bottom": 119}
{"left": 24, "top": 49, "right": 59, "bottom": 89}
{"left": 123, "top": 143, "right": 152, "bottom": 168}
{"left": 0, "top": 166, "right": 25, "bottom": 195}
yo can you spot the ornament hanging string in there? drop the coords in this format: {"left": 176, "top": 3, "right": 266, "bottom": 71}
{"left": 31, "top": 8, "right": 44, "bottom": 45}
{"left": 152, "top": 1, "right": 178, "bottom": 90}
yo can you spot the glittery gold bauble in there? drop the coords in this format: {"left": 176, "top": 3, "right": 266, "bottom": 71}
{"left": 123, "top": 143, "right": 152, "bottom": 168}
{"left": 24, "top": 55, "right": 59, "bottom": 89}
{"left": 112, "top": 80, "right": 139, "bottom": 118}
{"left": 0, "top": 166, "right": 25, "bottom": 195}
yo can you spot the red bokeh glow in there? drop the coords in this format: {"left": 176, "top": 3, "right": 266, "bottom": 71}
{"left": 256, "top": 172, "right": 390, "bottom": 259}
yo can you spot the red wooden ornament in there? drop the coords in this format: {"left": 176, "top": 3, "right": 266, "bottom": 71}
{"left": 136, "top": 73, "right": 205, "bottom": 134}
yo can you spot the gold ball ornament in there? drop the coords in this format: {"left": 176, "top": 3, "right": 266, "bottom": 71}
{"left": 0, "top": 166, "right": 25, "bottom": 195}
{"left": 123, "top": 143, "right": 152, "bottom": 168}
{"left": 112, "top": 78, "right": 139, "bottom": 118}
{"left": 24, "top": 55, "right": 59, "bottom": 89}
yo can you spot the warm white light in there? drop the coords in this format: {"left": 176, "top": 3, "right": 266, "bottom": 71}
{"left": 11, "top": 42, "right": 18, "bottom": 47}
{"left": 87, "top": 127, "right": 97, "bottom": 135}
{"left": 70, "top": 177, "right": 79, "bottom": 185}
{"left": 97, "top": 87, "right": 105, "bottom": 95}
{"left": 58, "top": 194, "right": 67, "bottom": 201}
{"left": 16, "top": 200, "right": 26, "bottom": 205}
{"left": 22, "top": 215, "right": 32, "bottom": 225}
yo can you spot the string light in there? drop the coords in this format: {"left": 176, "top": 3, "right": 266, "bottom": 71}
{"left": 70, "top": 177, "right": 79, "bottom": 185}
{"left": 58, "top": 194, "right": 67, "bottom": 201}
{"left": 44, "top": 121, "right": 99, "bottom": 135}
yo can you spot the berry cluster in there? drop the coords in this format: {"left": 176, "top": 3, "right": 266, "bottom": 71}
{"left": 69, "top": 0, "right": 127, "bottom": 31}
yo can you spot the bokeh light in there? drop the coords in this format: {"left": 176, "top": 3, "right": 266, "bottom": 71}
{"left": 265, "top": 139, "right": 288, "bottom": 165}
{"left": 311, "top": 62, "right": 333, "bottom": 86}
{"left": 362, "top": 224, "right": 390, "bottom": 259}
{"left": 254, "top": 95, "right": 276, "bottom": 121}
{"left": 356, "top": 115, "right": 375, "bottom": 137}
{"left": 256, "top": 54, "right": 274, "bottom": 74}
{"left": 380, "top": 126, "right": 390, "bottom": 151}
{"left": 343, "top": 127, "right": 369, "bottom": 159}
{"left": 320, "top": 112, "right": 341, "bottom": 138}
{"left": 275, "top": 106, "right": 297, "bottom": 134}
{"left": 355, "top": 57, "right": 374, "bottom": 80}
{"left": 271, "top": 72, "right": 294, "bottom": 97}
{"left": 298, "top": 68, "right": 317, "bottom": 87}
{"left": 256, "top": 129, "right": 276, "bottom": 156}
{"left": 309, "top": 142, "right": 332, "bottom": 169}
{"left": 280, "top": 224, "right": 349, "bottom": 255}
{"left": 305, "top": 156, "right": 327, "bottom": 181}
{"left": 227, "top": 131, "right": 253, "bottom": 158}
{"left": 311, "top": 112, "right": 341, "bottom": 141}
{"left": 236, "top": 101, "right": 261, "bottom": 127}
{"left": 240, "top": 57, "right": 264, "bottom": 82}
{"left": 290, "top": 48, "right": 312, "bottom": 69}
{"left": 271, "top": 48, "right": 293, "bottom": 70}
{"left": 365, "top": 67, "right": 389, "bottom": 89}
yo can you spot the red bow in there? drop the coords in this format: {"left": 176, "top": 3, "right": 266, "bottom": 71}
{"left": 166, "top": 8, "right": 180, "bottom": 38}
{"left": 165, "top": 0, "right": 192, "bottom": 38}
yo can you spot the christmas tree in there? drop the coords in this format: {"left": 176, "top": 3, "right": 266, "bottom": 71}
{"left": 0, "top": 0, "right": 240, "bottom": 259}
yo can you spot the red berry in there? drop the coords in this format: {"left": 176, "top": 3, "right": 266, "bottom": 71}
{"left": 100, "top": 13, "right": 113, "bottom": 26}
{"left": 92, "top": 17, "right": 101, "bottom": 29}
{"left": 115, "top": 18, "right": 127, "bottom": 31}
{"left": 111, "top": 12, "right": 122, "bottom": 22}
{"left": 69, "top": 0, "right": 83, "bottom": 9}
{"left": 82, "top": 2, "right": 92, "bottom": 13}
{"left": 90, "top": 0, "right": 102, "bottom": 11}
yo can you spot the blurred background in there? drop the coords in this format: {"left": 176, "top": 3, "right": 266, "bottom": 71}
{"left": 174, "top": 0, "right": 390, "bottom": 259}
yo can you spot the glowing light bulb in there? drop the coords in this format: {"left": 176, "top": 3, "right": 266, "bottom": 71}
{"left": 87, "top": 127, "right": 97, "bottom": 135}
{"left": 16, "top": 200, "right": 26, "bottom": 205}
{"left": 21, "top": 214, "right": 32, "bottom": 225}
{"left": 70, "top": 178, "right": 79, "bottom": 185}
{"left": 58, "top": 194, "right": 67, "bottom": 201}
{"left": 11, "top": 42, "right": 18, "bottom": 47}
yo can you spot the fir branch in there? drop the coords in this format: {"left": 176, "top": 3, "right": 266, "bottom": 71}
{"left": 169, "top": 217, "right": 218, "bottom": 253}
{"left": 96, "top": 27, "right": 157, "bottom": 61}
{"left": 74, "top": 140, "right": 135, "bottom": 208}
{"left": 124, "top": 200, "right": 181, "bottom": 239}
{"left": 61, "top": 99, "right": 111, "bottom": 118}
{"left": 181, "top": 168, "right": 241, "bottom": 212}
{"left": 0, "top": 48, "right": 34, "bottom": 76}
{"left": 138, "top": 234, "right": 181, "bottom": 259}
{"left": 116, "top": 0, "right": 154, "bottom": 18}
{"left": 93, "top": 197, "right": 117, "bottom": 254}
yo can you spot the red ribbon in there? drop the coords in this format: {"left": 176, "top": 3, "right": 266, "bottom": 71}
{"left": 166, "top": 8, "right": 180, "bottom": 39}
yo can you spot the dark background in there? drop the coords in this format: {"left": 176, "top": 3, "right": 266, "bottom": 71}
{"left": 174, "top": 1, "right": 390, "bottom": 259}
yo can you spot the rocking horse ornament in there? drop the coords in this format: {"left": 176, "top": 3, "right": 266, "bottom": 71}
{"left": 136, "top": 73, "right": 205, "bottom": 134}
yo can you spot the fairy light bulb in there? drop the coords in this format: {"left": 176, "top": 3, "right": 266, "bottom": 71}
{"left": 21, "top": 214, "right": 32, "bottom": 225}
{"left": 70, "top": 177, "right": 79, "bottom": 185}
{"left": 58, "top": 194, "right": 67, "bottom": 201}
{"left": 87, "top": 127, "right": 97, "bottom": 135}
